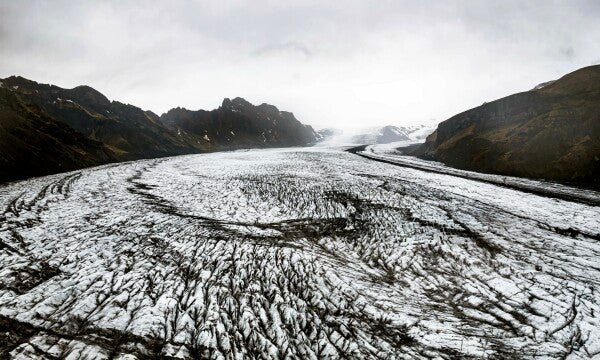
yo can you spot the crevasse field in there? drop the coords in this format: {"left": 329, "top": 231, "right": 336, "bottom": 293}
{"left": 1, "top": 146, "right": 600, "bottom": 359}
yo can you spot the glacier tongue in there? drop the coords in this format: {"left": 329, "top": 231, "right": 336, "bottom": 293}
{"left": 0, "top": 146, "right": 599, "bottom": 359}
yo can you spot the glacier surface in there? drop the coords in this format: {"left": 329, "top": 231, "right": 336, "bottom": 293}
{"left": 1, "top": 147, "right": 599, "bottom": 359}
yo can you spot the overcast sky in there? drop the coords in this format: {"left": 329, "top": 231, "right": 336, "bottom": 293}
{"left": 1, "top": 0, "right": 599, "bottom": 129}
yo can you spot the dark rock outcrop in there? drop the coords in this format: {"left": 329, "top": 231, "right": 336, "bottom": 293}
{"left": 0, "top": 77, "right": 317, "bottom": 183}
{"left": 0, "top": 86, "right": 117, "bottom": 182}
{"left": 410, "top": 65, "right": 600, "bottom": 187}
{"left": 160, "top": 97, "right": 317, "bottom": 149}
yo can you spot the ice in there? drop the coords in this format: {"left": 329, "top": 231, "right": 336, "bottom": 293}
{"left": 0, "top": 146, "right": 598, "bottom": 358}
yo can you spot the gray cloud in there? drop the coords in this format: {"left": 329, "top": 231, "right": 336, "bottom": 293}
{"left": 560, "top": 46, "right": 575, "bottom": 61}
{"left": 1, "top": 0, "right": 599, "bottom": 128}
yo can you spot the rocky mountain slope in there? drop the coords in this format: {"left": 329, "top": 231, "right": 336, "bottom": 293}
{"left": 0, "top": 76, "right": 317, "bottom": 183}
{"left": 410, "top": 65, "right": 600, "bottom": 187}
{"left": 160, "top": 97, "right": 317, "bottom": 149}
{"left": 0, "top": 85, "right": 118, "bottom": 182}
{"left": 0, "top": 76, "right": 192, "bottom": 160}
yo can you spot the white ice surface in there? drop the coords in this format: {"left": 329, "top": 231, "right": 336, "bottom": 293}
{"left": 1, "top": 146, "right": 599, "bottom": 359}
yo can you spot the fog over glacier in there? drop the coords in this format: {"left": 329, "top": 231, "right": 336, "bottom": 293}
{"left": 1, "top": 1, "right": 600, "bottom": 128}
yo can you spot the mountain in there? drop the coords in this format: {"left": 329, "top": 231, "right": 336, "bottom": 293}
{"left": 315, "top": 128, "right": 342, "bottom": 141}
{"left": 348, "top": 124, "right": 436, "bottom": 144}
{"left": 160, "top": 97, "right": 317, "bottom": 149}
{"left": 0, "top": 85, "right": 118, "bottom": 182}
{"left": 314, "top": 124, "right": 436, "bottom": 145}
{"left": 0, "top": 76, "right": 317, "bottom": 183}
{"left": 0, "top": 76, "right": 199, "bottom": 161}
{"left": 409, "top": 65, "right": 600, "bottom": 187}
{"left": 352, "top": 125, "right": 410, "bottom": 143}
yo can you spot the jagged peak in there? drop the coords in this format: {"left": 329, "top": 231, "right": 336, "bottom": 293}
{"left": 1, "top": 76, "right": 112, "bottom": 107}
{"left": 4, "top": 75, "right": 39, "bottom": 84}
{"left": 222, "top": 97, "right": 253, "bottom": 109}
{"left": 1, "top": 75, "right": 58, "bottom": 91}
{"left": 162, "top": 106, "right": 191, "bottom": 115}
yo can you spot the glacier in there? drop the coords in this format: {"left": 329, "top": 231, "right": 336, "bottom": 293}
{"left": 1, "top": 146, "right": 599, "bottom": 359}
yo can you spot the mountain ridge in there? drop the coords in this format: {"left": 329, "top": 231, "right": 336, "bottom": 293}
{"left": 0, "top": 76, "right": 317, "bottom": 183}
{"left": 160, "top": 97, "right": 317, "bottom": 149}
{"left": 408, "top": 65, "right": 600, "bottom": 187}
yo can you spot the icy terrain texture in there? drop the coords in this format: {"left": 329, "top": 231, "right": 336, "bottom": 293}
{"left": 1, "top": 147, "right": 599, "bottom": 359}
{"left": 361, "top": 143, "right": 600, "bottom": 205}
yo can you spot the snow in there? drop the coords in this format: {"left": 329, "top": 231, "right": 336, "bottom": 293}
{"left": 317, "top": 123, "right": 437, "bottom": 146}
{"left": 406, "top": 123, "right": 436, "bottom": 140}
{"left": 203, "top": 134, "right": 210, "bottom": 141}
{"left": 0, "top": 146, "right": 598, "bottom": 358}
{"left": 389, "top": 127, "right": 405, "bottom": 136}
{"left": 533, "top": 80, "right": 556, "bottom": 90}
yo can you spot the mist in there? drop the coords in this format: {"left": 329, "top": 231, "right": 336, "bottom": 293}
{"left": 2, "top": 0, "right": 599, "bottom": 129}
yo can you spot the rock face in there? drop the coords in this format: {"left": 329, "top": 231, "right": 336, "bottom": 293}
{"left": 0, "top": 76, "right": 191, "bottom": 161}
{"left": 0, "top": 77, "right": 317, "bottom": 183}
{"left": 0, "top": 85, "right": 118, "bottom": 182}
{"left": 410, "top": 65, "right": 600, "bottom": 187}
{"left": 160, "top": 97, "right": 317, "bottom": 149}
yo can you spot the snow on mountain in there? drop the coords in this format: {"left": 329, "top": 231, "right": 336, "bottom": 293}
{"left": 316, "top": 123, "right": 437, "bottom": 145}
{"left": 404, "top": 123, "right": 437, "bottom": 140}
{"left": 532, "top": 79, "right": 556, "bottom": 90}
